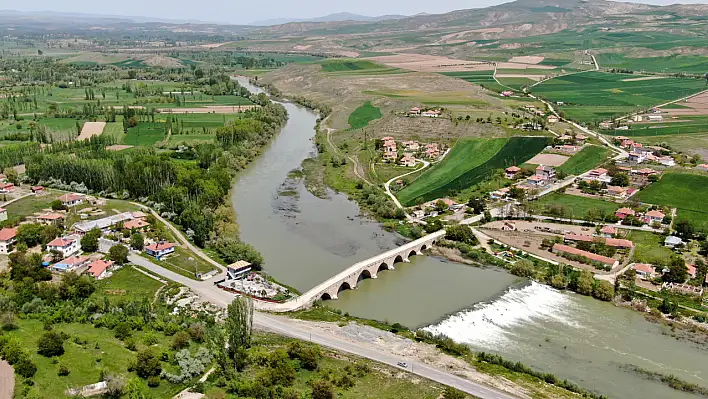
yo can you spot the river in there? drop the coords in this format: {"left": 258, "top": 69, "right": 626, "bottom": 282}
{"left": 232, "top": 77, "right": 706, "bottom": 399}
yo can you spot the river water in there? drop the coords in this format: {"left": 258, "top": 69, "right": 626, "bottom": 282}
{"left": 232, "top": 78, "right": 706, "bottom": 399}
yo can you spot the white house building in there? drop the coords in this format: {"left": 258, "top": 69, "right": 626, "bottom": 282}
{"left": 46, "top": 236, "right": 81, "bottom": 258}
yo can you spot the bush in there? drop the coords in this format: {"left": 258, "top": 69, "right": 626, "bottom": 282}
{"left": 114, "top": 322, "right": 132, "bottom": 341}
{"left": 443, "top": 386, "right": 466, "bottom": 399}
{"left": 125, "top": 338, "right": 138, "bottom": 352}
{"left": 37, "top": 331, "right": 65, "bottom": 357}
{"left": 171, "top": 331, "right": 191, "bottom": 350}
{"left": 311, "top": 379, "right": 335, "bottom": 399}
{"left": 592, "top": 280, "right": 615, "bottom": 301}
{"left": 57, "top": 363, "right": 70, "bottom": 376}
{"left": 187, "top": 323, "right": 206, "bottom": 343}
{"left": 510, "top": 260, "right": 534, "bottom": 278}
{"left": 147, "top": 376, "right": 161, "bottom": 387}
{"left": 135, "top": 349, "right": 161, "bottom": 378}
{"left": 14, "top": 357, "right": 37, "bottom": 378}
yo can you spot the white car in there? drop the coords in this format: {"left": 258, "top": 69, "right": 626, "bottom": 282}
{"left": 397, "top": 361, "right": 408, "bottom": 368}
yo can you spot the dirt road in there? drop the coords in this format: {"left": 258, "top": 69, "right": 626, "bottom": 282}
{"left": 0, "top": 360, "right": 13, "bottom": 399}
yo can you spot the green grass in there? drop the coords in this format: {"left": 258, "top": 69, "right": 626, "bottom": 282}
{"left": 144, "top": 247, "right": 218, "bottom": 280}
{"left": 319, "top": 59, "right": 400, "bottom": 75}
{"left": 533, "top": 193, "right": 620, "bottom": 219}
{"left": 626, "top": 230, "right": 675, "bottom": 264}
{"left": 94, "top": 266, "right": 165, "bottom": 303}
{"left": 596, "top": 53, "right": 708, "bottom": 74}
{"left": 348, "top": 101, "right": 382, "bottom": 130}
{"left": 496, "top": 77, "right": 536, "bottom": 90}
{"left": 398, "top": 136, "right": 550, "bottom": 205}
{"left": 2, "top": 190, "right": 57, "bottom": 221}
{"left": 600, "top": 116, "right": 708, "bottom": 137}
{"left": 441, "top": 71, "right": 508, "bottom": 93}
{"left": 557, "top": 145, "right": 612, "bottom": 175}
{"left": 531, "top": 71, "right": 706, "bottom": 123}
{"left": 124, "top": 122, "right": 167, "bottom": 146}
{"left": 637, "top": 172, "right": 708, "bottom": 231}
{"left": 7, "top": 319, "right": 183, "bottom": 399}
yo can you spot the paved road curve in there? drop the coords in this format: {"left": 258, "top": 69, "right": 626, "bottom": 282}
{"left": 129, "top": 254, "right": 520, "bottom": 399}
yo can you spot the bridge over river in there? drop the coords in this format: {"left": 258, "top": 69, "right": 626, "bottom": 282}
{"left": 257, "top": 230, "right": 446, "bottom": 312}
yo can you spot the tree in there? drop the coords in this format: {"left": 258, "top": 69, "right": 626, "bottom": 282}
{"left": 550, "top": 274, "right": 568, "bottom": 290}
{"left": 171, "top": 331, "right": 191, "bottom": 350}
{"left": 135, "top": 349, "right": 161, "bottom": 379}
{"left": 109, "top": 245, "right": 129, "bottom": 265}
{"left": 5, "top": 168, "right": 19, "bottom": 185}
{"left": 445, "top": 225, "right": 478, "bottom": 245}
{"left": 37, "top": 331, "right": 65, "bottom": 357}
{"left": 510, "top": 260, "right": 534, "bottom": 278}
{"left": 675, "top": 220, "right": 695, "bottom": 239}
{"left": 443, "top": 386, "right": 467, "bottom": 399}
{"left": 575, "top": 271, "right": 595, "bottom": 296}
{"left": 663, "top": 256, "right": 688, "bottom": 283}
{"left": 467, "top": 197, "right": 485, "bottom": 214}
{"left": 311, "top": 379, "right": 335, "bottom": 399}
{"left": 509, "top": 186, "right": 526, "bottom": 200}
{"left": 130, "top": 233, "right": 145, "bottom": 251}
{"left": 610, "top": 173, "right": 629, "bottom": 187}
{"left": 659, "top": 298, "right": 678, "bottom": 315}
{"left": 424, "top": 219, "right": 443, "bottom": 233}
{"left": 226, "top": 296, "right": 253, "bottom": 370}
{"left": 50, "top": 199, "right": 68, "bottom": 211}
{"left": 114, "top": 322, "right": 133, "bottom": 340}
{"left": 435, "top": 200, "right": 448, "bottom": 213}
{"left": 81, "top": 227, "right": 102, "bottom": 252}
{"left": 695, "top": 259, "right": 707, "bottom": 286}
{"left": 125, "top": 378, "right": 152, "bottom": 399}
{"left": 592, "top": 280, "right": 615, "bottom": 301}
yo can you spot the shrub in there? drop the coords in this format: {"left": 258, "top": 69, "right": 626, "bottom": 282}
{"left": 135, "top": 349, "right": 161, "bottom": 378}
{"left": 311, "top": 379, "right": 335, "bottom": 399}
{"left": 114, "top": 322, "right": 132, "bottom": 340}
{"left": 142, "top": 333, "right": 159, "bottom": 346}
{"left": 510, "top": 260, "right": 534, "bottom": 278}
{"left": 14, "top": 357, "right": 37, "bottom": 378}
{"left": 37, "top": 331, "right": 65, "bottom": 357}
{"left": 171, "top": 331, "right": 191, "bottom": 350}
{"left": 125, "top": 338, "right": 138, "bottom": 352}
{"left": 147, "top": 376, "right": 161, "bottom": 387}
{"left": 57, "top": 363, "right": 70, "bottom": 376}
{"left": 187, "top": 323, "right": 206, "bottom": 343}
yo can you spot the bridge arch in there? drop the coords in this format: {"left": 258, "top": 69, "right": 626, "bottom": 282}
{"left": 321, "top": 293, "right": 332, "bottom": 301}
{"left": 377, "top": 262, "right": 390, "bottom": 273}
{"left": 408, "top": 249, "right": 418, "bottom": 258}
{"left": 421, "top": 244, "right": 428, "bottom": 251}
{"left": 358, "top": 269, "right": 372, "bottom": 282}
{"left": 338, "top": 282, "right": 352, "bottom": 294}
{"left": 393, "top": 255, "right": 404, "bottom": 264}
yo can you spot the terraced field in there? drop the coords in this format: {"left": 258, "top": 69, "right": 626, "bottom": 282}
{"left": 398, "top": 136, "right": 550, "bottom": 205}
{"left": 441, "top": 71, "right": 507, "bottom": 93}
{"left": 532, "top": 71, "right": 706, "bottom": 123}
{"left": 637, "top": 172, "right": 708, "bottom": 231}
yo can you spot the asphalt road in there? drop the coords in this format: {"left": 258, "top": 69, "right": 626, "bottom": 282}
{"left": 129, "top": 254, "right": 520, "bottom": 399}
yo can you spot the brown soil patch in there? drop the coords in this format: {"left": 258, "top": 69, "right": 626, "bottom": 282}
{"left": 622, "top": 76, "right": 666, "bottom": 82}
{"left": 496, "top": 62, "right": 556, "bottom": 70}
{"left": 336, "top": 51, "right": 360, "bottom": 58}
{"left": 495, "top": 73, "right": 547, "bottom": 81}
{"left": 105, "top": 145, "right": 134, "bottom": 151}
{"left": 77, "top": 121, "right": 106, "bottom": 140}
{"left": 0, "top": 360, "right": 13, "bottom": 399}
{"left": 526, "top": 153, "right": 569, "bottom": 166}
{"left": 293, "top": 45, "right": 312, "bottom": 50}
{"left": 508, "top": 56, "right": 544, "bottom": 64}
{"left": 199, "top": 42, "right": 233, "bottom": 48}
{"left": 370, "top": 53, "right": 492, "bottom": 72}
{"left": 659, "top": 90, "right": 708, "bottom": 117}
{"left": 142, "top": 55, "right": 183, "bottom": 68}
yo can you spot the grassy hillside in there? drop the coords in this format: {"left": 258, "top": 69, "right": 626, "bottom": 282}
{"left": 348, "top": 101, "right": 382, "bottom": 129}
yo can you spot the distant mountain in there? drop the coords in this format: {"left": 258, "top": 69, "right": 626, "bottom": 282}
{"left": 250, "top": 12, "right": 408, "bottom": 26}
{"left": 0, "top": 9, "right": 214, "bottom": 24}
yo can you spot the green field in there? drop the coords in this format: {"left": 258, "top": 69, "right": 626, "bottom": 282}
{"left": 441, "top": 71, "right": 508, "bottom": 93}
{"left": 319, "top": 59, "right": 402, "bottom": 75}
{"left": 626, "top": 230, "right": 674, "bottom": 264}
{"left": 601, "top": 116, "right": 708, "bottom": 137}
{"left": 534, "top": 193, "right": 620, "bottom": 219}
{"left": 557, "top": 145, "right": 612, "bottom": 175}
{"left": 532, "top": 71, "right": 706, "bottom": 123}
{"left": 496, "top": 77, "right": 536, "bottom": 90}
{"left": 95, "top": 267, "right": 165, "bottom": 304}
{"left": 124, "top": 122, "right": 167, "bottom": 146}
{"left": 398, "top": 136, "right": 550, "bottom": 205}
{"left": 636, "top": 172, "right": 708, "bottom": 231}
{"left": 348, "top": 101, "right": 382, "bottom": 130}
{"left": 596, "top": 53, "right": 708, "bottom": 74}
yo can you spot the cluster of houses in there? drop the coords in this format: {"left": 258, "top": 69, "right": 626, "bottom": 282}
{"left": 407, "top": 107, "right": 442, "bottom": 118}
{"left": 549, "top": 231, "right": 636, "bottom": 269}
{"left": 381, "top": 137, "right": 443, "bottom": 165}
{"left": 0, "top": 191, "right": 178, "bottom": 279}
{"left": 616, "top": 137, "right": 676, "bottom": 166}
{"left": 490, "top": 164, "right": 558, "bottom": 200}
{"left": 410, "top": 197, "right": 464, "bottom": 220}
{"left": 614, "top": 207, "right": 668, "bottom": 226}
{"left": 632, "top": 262, "right": 707, "bottom": 295}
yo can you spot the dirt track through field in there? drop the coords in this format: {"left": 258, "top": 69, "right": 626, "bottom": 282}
{"left": 0, "top": 360, "right": 13, "bottom": 399}
{"left": 77, "top": 121, "right": 106, "bottom": 140}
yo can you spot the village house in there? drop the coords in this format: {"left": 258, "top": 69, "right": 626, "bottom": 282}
{"left": 584, "top": 168, "right": 611, "bottom": 183}
{"left": 599, "top": 225, "right": 617, "bottom": 238}
{"left": 628, "top": 151, "right": 646, "bottom": 164}
{"left": 686, "top": 264, "right": 697, "bottom": 279}
{"left": 490, "top": 187, "right": 511, "bottom": 200}
{"left": 146, "top": 241, "right": 176, "bottom": 260}
{"left": 563, "top": 234, "right": 634, "bottom": 249}
{"left": 606, "top": 185, "right": 628, "bottom": 199}
{"left": 527, "top": 174, "right": 547, "bottom": 186}
{"left": 647, "top": 115, "right": 664, "bottom": 122}
{"left": 505, "top": 166, "right": 521, "bottom": 179}
{"left": 574, "top": 134, "right": 588, "bottom": 144}
{"left": 0, "top": 182, "right": 15, "bottom": 193}
{"left": 31, "top": 186, "right": 44, "bottom": 194}
{"left": 664, "top": 235, "right": 684, "bottom": 248}
{"left": 555, "top": 145, "right": 580, "bottom": 154}
{"left": 620, "top": 139, "right": 635, "bottom": 149}
{"left": 535, "top": 165, "right": 556, "bottom": 181}
{"left": 644, "top": 209, "right": 665, "bottom": 225}
{"left": 696, "top": 163, "right": 708, "bottom": 172}
{"left": 131, "top": 211, "right": 148, "bottom": 219}
{"left": 547, "top": 115, "right": 560, "bottom": 123}
{"left": 0, "top": 207, "right": 6, "bottom": 222}
{"left": 51, "top": 255, "right": 90, "bottom": 273}
{"left": 124, "top": 218, "right": 150, "bottom": 231}
{"left": 599, "top": 121, "right": 612, "bottom": 129}
{"left": 37, "top": 212, "right": 65, "bottom": 226}
{"left": 421, "top": 109, "right": 442, "bottom": 118}
{"left": 401, "top": 141, "right": 420, "bottom": 151}
{"left": 47, "top": 236, "right": 81, "bottom": 258}
{"left": 412, "top": 210, "right": 426, "bottom": 219}
{"left": 0, "top": 227, "right": 17, "bottom": 254}
{"left": 558, "top": 134, "right": 573, "bottom": 142}
{"left": 500, "top": 90, "right": 514, "bottom": 97}
{"left": 74, "top": 212, "right": 135, "bottom": 234}
{"left": 59, "top": 193, "right": 85, "bottom": 208}
{"left": 400, "top": 154, "right": 417, "bottom": 167}
{"left": 383, "top": 139, "right": 397, "bottom": 152}
{"left": 615, "top": 207, "right": 636, "bottom": 220}
{"left": 383, "top": 150, "right": 398, "bottom": 162}
{"left": 408, "top": 107, "right": 421, "bottom": 116}
{"left": 87, "top": 259, "right": 114, "bottom": 280}
{"left": 552, "top": 243, "right": 619, "bottom": 268}
{"left": 658, "top": 156, "right": 676, "bottom": 167}
{"left": 633, "top": 263, "right": 656, "bottom": 280}
{"left": 424, "top": 143, "right": 441, "bottom": 159}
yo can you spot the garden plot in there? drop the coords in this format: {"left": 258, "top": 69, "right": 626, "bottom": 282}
{"left": 526, "top": 153, "right": 569, "bottom": 166}
{"left": 76, "top": 122, "right": 106, "bottom": 140}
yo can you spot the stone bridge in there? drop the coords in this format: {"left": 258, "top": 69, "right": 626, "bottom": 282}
{"left": 258, "top": 230, "right": 446, "bottom": 312}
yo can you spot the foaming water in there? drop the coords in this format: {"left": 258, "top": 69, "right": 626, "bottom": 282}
{"left": 425, "top": 282, "right": 580, "bottom": 348}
